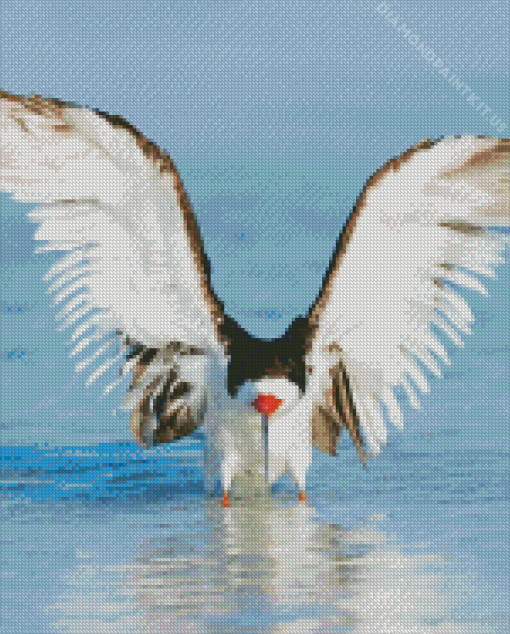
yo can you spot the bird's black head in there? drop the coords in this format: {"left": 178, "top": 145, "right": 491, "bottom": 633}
{"left": 226, "top": 317, "right": 307, "bottom": 397}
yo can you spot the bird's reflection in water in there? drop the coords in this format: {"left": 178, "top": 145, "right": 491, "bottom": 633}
{"left": 48, "top": 496, "right": 474, "bottom": 634}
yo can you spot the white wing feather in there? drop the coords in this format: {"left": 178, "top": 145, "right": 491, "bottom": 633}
{"left": 0, "top": 93, "right": 228, "bottom": 427}
{"left": 0, "top": 95, "right": 220, "bottom": 351}
{"left": 308, "top": 137, "right": 509, "bottom": 455}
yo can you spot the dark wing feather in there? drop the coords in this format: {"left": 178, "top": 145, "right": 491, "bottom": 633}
{"left": 311, "top": 360, "right": 366, "bottom": 464}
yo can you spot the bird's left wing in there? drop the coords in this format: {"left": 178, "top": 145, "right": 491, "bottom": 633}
{"left": 0, "top": 91, "right": 233, "bottom": 446}
{"left": 304, "top": 136, "right": 509, "bottom": 461}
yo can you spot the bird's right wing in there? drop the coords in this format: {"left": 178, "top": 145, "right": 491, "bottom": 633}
{"left": 303, "top": 136, "right": 509, "bottom": 462}
{"left": 0, "top": 90, "right": 234, "bottom": 446}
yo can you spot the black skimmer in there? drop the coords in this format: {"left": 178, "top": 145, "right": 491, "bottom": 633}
{"left": 1, "top": 90, "right": 508, "bottom": 507}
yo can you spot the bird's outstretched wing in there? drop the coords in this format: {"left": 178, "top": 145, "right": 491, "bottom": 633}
{"left": 304, "top": 136, "right": 509, "bottom": 462}
{"left": 0, "top": 90, "right": 233, "bottom": 446}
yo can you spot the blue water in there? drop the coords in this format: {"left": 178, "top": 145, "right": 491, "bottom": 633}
{"left": 1, "top": 410, "right": 509, "bottom": 633}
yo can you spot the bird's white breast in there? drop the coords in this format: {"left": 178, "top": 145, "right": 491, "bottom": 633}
{"left": 204, "top": 388, "right": 313, "bottom": 492}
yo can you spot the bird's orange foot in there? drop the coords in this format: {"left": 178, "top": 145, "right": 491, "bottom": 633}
{"left": 222, "top": 492, "right": 230, "bottom": 508}
{"left": 298, "top": 490, "right": 306, "bottom": 503}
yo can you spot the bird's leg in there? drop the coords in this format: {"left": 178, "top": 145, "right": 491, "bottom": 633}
{"left": 288, "top": 446, "right": 311, "bottom": 504}
{"left": 220, "top": 451, "right": 238, "bottom": 508}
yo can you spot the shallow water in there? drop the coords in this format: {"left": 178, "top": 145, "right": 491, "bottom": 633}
{"left": 1, "top": 417, "right": 508, "bottom": 634}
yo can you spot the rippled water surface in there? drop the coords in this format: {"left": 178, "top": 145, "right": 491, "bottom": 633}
{"left": 1, "top": 414, "right": 509, "bottom": 634}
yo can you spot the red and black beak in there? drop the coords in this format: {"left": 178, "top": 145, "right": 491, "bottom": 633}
{"left": 251, "top": 393, "right": 283, "bottom": 486}
{"left": 251, "top": 393, "right": 283, "bottom": 417}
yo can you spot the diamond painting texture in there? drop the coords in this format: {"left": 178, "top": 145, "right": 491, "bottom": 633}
{"left": 0, "top": 2, "right": 509, "bottom": 633}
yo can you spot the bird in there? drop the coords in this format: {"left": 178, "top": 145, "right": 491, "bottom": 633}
{"left": 1, "top": 89, "right": 508, "bottom": 508}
